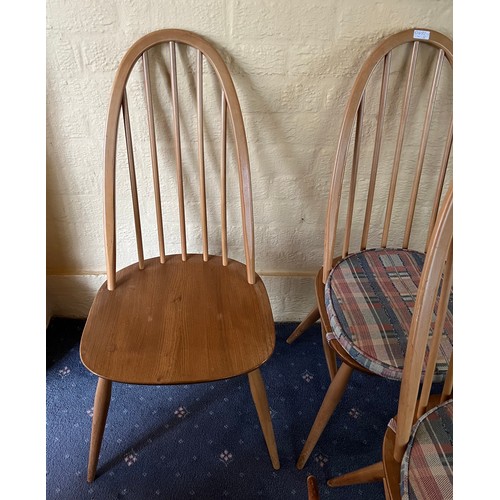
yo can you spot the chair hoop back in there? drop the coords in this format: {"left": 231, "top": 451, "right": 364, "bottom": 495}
{"left": 103, "top": 29, "right": 255, "bottom": 289}
{"left": 323, "top": 29, "right": 453, "bottom": 282}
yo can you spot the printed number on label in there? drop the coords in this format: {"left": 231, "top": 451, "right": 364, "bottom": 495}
{"left": 413, "top": 30, "right": 430, "bottom": 40}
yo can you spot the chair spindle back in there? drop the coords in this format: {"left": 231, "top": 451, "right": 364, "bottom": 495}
{"left": 323, "top": 29, "right": 453, "bottom": 282}
{"left": 104, "top": 29, "right": 255, "bottom": 290}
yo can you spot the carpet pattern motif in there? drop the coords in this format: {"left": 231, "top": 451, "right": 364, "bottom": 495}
{"left": 46, "top": 318, "right": 402, "bottom": 499}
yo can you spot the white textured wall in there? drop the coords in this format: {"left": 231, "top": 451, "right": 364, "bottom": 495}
{"left": 46, "top": 0, "right": 452, "bottom": 321}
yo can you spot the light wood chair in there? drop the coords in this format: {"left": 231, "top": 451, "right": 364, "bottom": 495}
{"left": 79, "top": 29, "right": 280, "bottom": 482}
{"left": 328, "top": 186, "right": 453, "bottom": 498}
{"left": 294, "top": 28, "right": 453, "bottom": 469}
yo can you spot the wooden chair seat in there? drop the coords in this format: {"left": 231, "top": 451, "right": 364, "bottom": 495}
{"left": 80, "top": 255, "right": 275, "bottom": 385}
{"left": 384, "top": 400, "right": 453, "bottom": 499}
{"left": 324, "top": 248, "right": 452, "bottom": 381}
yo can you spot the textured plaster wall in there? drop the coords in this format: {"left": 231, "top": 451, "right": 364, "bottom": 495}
{"left": 46, "top": 0, "right": 452, "bottom": 321}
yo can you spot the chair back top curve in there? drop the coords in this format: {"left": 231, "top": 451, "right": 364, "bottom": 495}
{"left": 393, "top": 185, "right": 453, "bottom": 462}
{"left": 103, "top": 29, "right": 255, "bottom": 290}
{"left": 323, "top": 28, "right": 453, "bottom": 282}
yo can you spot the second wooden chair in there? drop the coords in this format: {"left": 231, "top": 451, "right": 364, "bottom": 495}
{"left": 293, "top": 28, "right": 453, "bottom": 470}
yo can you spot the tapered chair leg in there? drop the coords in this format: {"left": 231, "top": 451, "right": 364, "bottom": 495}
{"left": 307, "top": 475, "right": 320, "bottom": 500}
{"left": 286, "top": 306, "right": 320, "bottom": 344}
{"left": 87, "top": 377, "right": 112, "bottom": 482}
{"left": 321, "top": 322, "right": 338, "bottom": 380}
{"left": 327, "top": 461, "right": 384, "bottom": 487}
{"left": 383, "top": 478, "right": 390, "bottom": 499}
{"left": 296, "top": 362, "right": 353, "bottom": 470}
{"left": 248, "top": 369, "right": 280, "bottom": 470}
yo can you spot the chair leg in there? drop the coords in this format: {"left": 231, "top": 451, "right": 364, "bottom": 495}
{"left": 307, "top": 475, "right": 320, "bottom": 500}
{"left": 383, "top": 477, "right": 391, "bottom": 499}
{"left": 247, "top": 369, "right": 280, "bottom": 470}
{"left": 286, "top": 306, "right": 320, "bottom": 344}
{"left": 321, "top": 321, "right": 337, "bottom": 380}
{"left": 327, "top": 461, "right": 384, "bottom": 487}
{"left": 296, "top": 362, "right": 353, "bottom": 470}
{"left": 87, "top": 377, "right": 112, "bottom": 482}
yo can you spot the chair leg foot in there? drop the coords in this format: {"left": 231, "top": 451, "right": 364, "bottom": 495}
{"left": 327, "top": 461, "right": 384, "bottom": 487}
{"left": 248, "top": 369, "right": 280, "bottom": 470}
{"left": 286, "top": 306, "right": 320, "bottom": 344}
{"left": 87, "top": 377, "right": 112, "bottom": 482}
{"left": 307, "top": 475, "right": 320, "bottom": 500}
{"left": 296, "top": 363, "right": 353, "bottom": 470}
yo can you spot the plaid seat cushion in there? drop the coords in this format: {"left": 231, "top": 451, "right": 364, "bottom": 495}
{"left": 401, "top": 400, "right": 453, "bottom": 499}
{"left": 325, "top": 249, "right": 453, "bottom": 380}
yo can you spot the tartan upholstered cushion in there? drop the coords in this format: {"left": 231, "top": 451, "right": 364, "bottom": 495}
{"left": 401, "top": 400, "right": 453, "bottom": 499}
{"left": 324, "top": 249, "right": 453, "bottom": 380}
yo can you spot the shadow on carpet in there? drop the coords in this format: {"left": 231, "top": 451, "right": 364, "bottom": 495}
{"left": 46, "top": 318, "right": 401, "bottom": 499}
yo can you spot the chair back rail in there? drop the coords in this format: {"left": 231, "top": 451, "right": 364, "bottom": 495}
{"left": 121, "top": 89, "right": 145, "bottom": 269}
{"left": 403, "top": 49, "right": 445, "bottom": 248}
{"left": 142, "top": 51, "right": 166, "bottom": 263}
{"left": 220, "top": 93, "right": 229, "bottom": 266}
{"left": 360, "top": 51, "right": 391, "bottom": 251}
{"left": 103, "top": 29, "right": 255, "bottom": 290}
{"left": 197, "top": 49, "right": 209, "bottom": 262}
{"left": 323, "top": 29, "right": 453, "bottom": 282}
{"left": 168, "top": 42, "right": 188, "bottom": 262}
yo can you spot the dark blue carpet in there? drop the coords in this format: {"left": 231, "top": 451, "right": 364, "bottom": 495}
{"left": 46, "top": 318, "right": 401, "bottom": 499}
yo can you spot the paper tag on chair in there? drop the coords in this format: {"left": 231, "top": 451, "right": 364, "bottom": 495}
{"left": 413, "top": 29, "right": 430, "bottom": 40}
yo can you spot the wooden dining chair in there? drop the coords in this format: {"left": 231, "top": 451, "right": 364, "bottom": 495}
{"left": 79, "top": 29, "right": 280, "bottom": 482}
{"left": 328, "top": 186, "right": 453, "bottom": 498}
{"left": 294, "top": 28, "right": 453, "bottom": 469}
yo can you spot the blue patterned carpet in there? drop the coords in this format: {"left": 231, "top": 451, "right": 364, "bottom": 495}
{"left": 46, "top": 318, "right": 401, "bottom": 499}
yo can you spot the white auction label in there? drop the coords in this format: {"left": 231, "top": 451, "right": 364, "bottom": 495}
{"left": 413, "top": 29, "right": 430, "bottom": 40}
